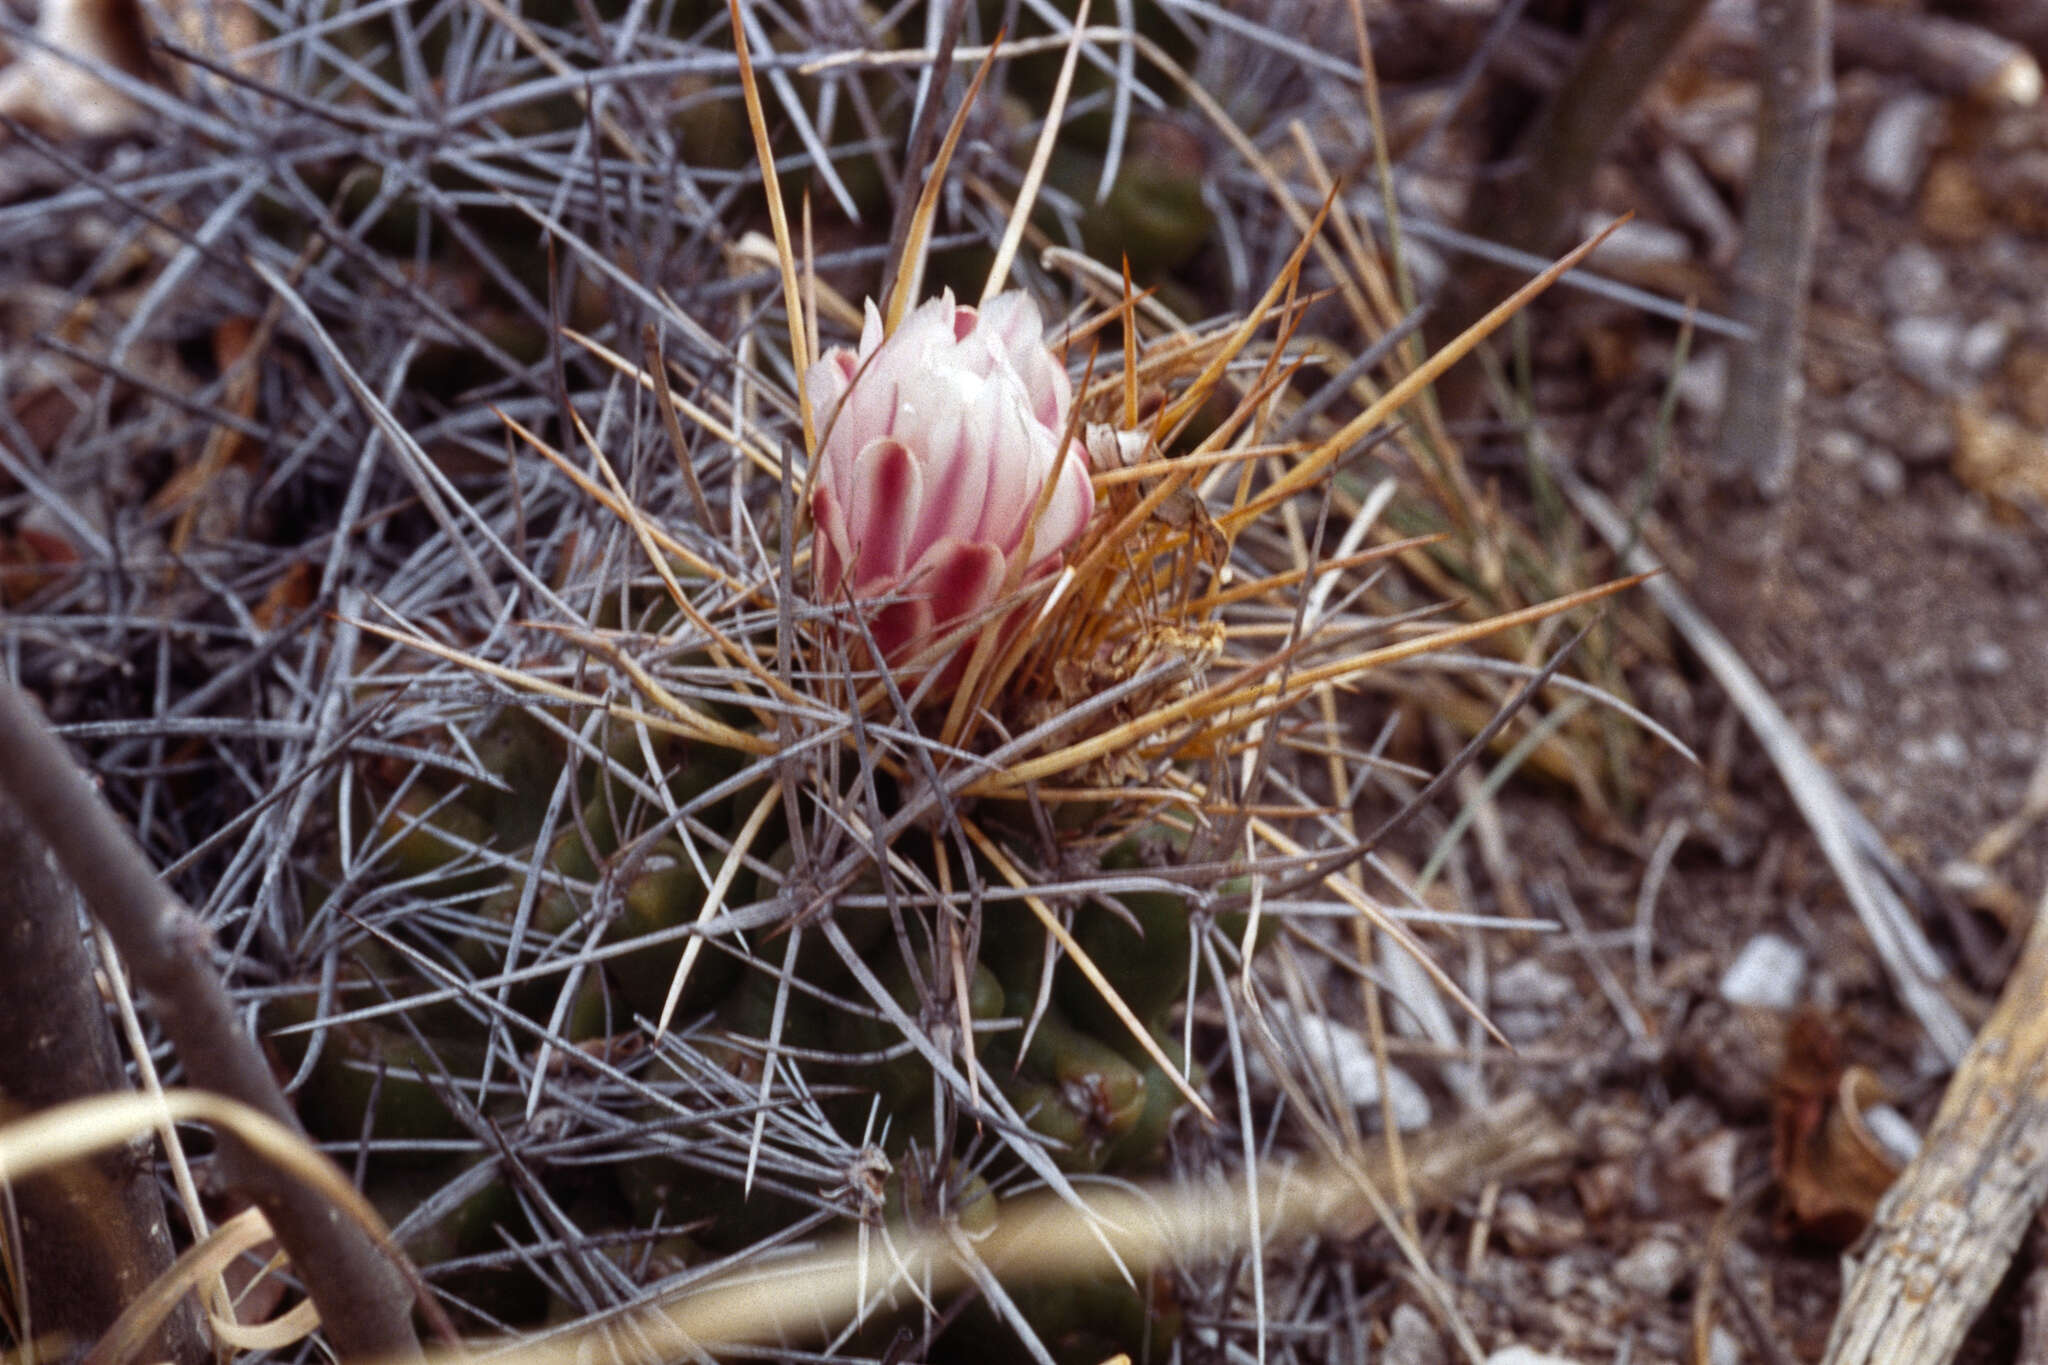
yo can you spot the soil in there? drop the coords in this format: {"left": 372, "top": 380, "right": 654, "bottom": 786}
{"left": 1376, "top": 40, "right": 2048, "bottom": 1365}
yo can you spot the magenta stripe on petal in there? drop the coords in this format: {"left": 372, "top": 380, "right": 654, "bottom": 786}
{"left": 972, "top": 390, "right": 1041, "bottom": 554}
{"left": 873, "top": 598, "right": 930, "bottom": 664}
{"left": 811, "top": 479, "right": 853, "bottom": 599}
{"left": 847, "top": 437, "right": 922, "bottom": 588}
{"left": 915, "top": 537, "right": 1007, "bottom": 630}
{"left": 906, "top": 402, "right": 988, "bottom": 567}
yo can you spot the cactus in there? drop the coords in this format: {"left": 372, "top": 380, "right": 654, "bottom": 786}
{"left": 0, "top": 0, "right": 1671, "bottom": 1350}
{"left": 269, "top": 58, "right": 1635, "bottom": 1344}
{"left": 294, "top": 566, "right": 1236, "bottom": 1357}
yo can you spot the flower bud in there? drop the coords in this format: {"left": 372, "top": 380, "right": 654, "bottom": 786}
{"left": 808, "top": 289, "right": 1095, "bottom": 671}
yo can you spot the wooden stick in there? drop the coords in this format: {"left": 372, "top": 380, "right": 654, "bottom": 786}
{"left": 0, "top": 791, "right": 204, "bottom": 1364}
{"left": 1710, "top": 6, "right": 2042, "bottom": 106}
{"left": 1822, "top": 893, "right": 2048, "bottom": 1365}
{"left": 1835, "top": 6, "right": 2042, "bottom": 106}
{"left": 1431, "top": 0, "right": 1712, "bottom": 411}
{"left": 2018, "top": 1216, "right": 2048, "bottom": 1365}
{"left": 1713, "top": 0, "right": 1832, "bottom": 496}
{"left": 0, "top": 681, "right": 425, "bottom": 1363}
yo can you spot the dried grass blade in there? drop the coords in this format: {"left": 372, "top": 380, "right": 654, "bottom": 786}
{"left": 495, "top": 406, "right": 745, "bottom": 592}
{"left": 657, "top": 782, "right": 781, "bottom": 1037}
{"left": 85, "top": 1208, "right": 272, "bottom": 1365}
{"left": 981, "top": 0, "right": 1090, "bottom": 303}
{"left": 1190, "top": 536, "right": 1444, "bottom": 613}
{"left": 969, "top": 574, "right": 1649, "bottom": 794}
{"left": 882, "top": 31, "right": 1004, "bottom": 333}
{"left": 0, "top": 1091, "right": 405, "bottom": 1324}
{"left": 560, "top": 328, "right": 784, "bottom": 479}
{"left": 349, "top": 612, "right": 777, "bottom": 756}
{"left": 1250, "top": 818, "right": 1507, "bottom": 1050}
{"left": 1227, "top": 216, "right": 1631, "bottom": 529}
{"left": 726, "top": 0, "right": 813, "bottom": 453}
{"left": 557, "top": 406, "right": 796, "bottom": 708}
{"left": 643, "top": 324, "right": 718, "bottom": 535}
{"left": 1156, "top": 190, "right": 1336, "bottom": 436}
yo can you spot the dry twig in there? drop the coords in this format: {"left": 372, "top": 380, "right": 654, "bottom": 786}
{"left": 1433, "top": 0, "right": 1712, "bottom": 405}
{"left": 1713, "top": 0, "right": 1833, "bottom": 495}
{"left": 0, "top": 681, "right": 425, "bottom": 1363}
{"left": 1835, "top": 5, "right": 2042, "bottom": 105}
{"left": 0, "top": 791, "right": 203, "bottom": 1365}
{"left": 1823, "top": 894, "right": 2048, "bottom": 1365}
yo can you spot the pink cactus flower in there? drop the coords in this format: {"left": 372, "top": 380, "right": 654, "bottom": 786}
{"left": 807, "top": 289, "right": 1096, "bottom": 672}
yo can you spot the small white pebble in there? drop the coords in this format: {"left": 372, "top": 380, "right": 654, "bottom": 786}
{"left": 1961, "top": 319, "right": 2013, "bottom": 376}
{"left": 1584, "top": 214, "right": 1693, "bottom": 270}
{"left": 1242, "top": 1006, "right": 1431, "bottom": 1130}
{"left": 1493, "top": 957, "right": 1575, "bottom": 1009}
{"left": 1860, "top": 451, "right": 1906, "bottom": 497}
{"left": 1700, "top": 122, "right": 1757, "bottom": 187}
{"left": 1966, "top": 641, "right": 2012, "bottom": 677}
{"left": 1487, "top": 1347, "right": 1584, "bottom": 1365}
{"left": 1877, "top": 244, "right": 1948, "bottom": 316}
{"left": 1672, "top": 347, "right": 1729, "bottom": 418}
{"left": 1719, "top": 933, "right": 1807, "bottom": 1010}
{"left": 1862, "top": 1104, "right": 1922, "bottom": 1165}
{"left": 1858, "top": 92, "right": 1943, "bottom": 200}
{"left": 1816, "top": 428, "right": 1867, "bottom": 465}
{"left": 1382, "top": 1304, "right": 1446, "bottom": 1365}
{"left": 1674, "top": 1130, "right": 1740, "bottom": 1204}
{"left": 1614, "top": 1238, "right": 1686, "bottom": 1299}
{"left": 1888, "top": 316, "right": 1965, "bottom": 394}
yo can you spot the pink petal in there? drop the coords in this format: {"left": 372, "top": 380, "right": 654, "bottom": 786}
{"left": 976, "top": 293, "right": 1043, "bottom": 354}
{"left": 811, "top": 478, "right": 854, "bottom": 599}
{"left": 806, "top": 347, "right": 858, "bottom": 439}
{"left": 973, "top": 389, "right": 1047, "bottom": 554}
{"left": 980, "top": 294, "right": 1069, "bottom": 428}
{"left": 830, "top": 336, "right": 912, "bottom": 468}
{"left": 897, "top": 291, "right": 959, "bottom": 353}
{"left": 846, "top": 437, "right": 923, "bottom": 588}
{"left": 950, "top": 302, "right": 1016, "bottom": 386}
{"left": 857, "top": 299, "right": 885, "bottom": 357}
{"left": 858, "top": 317, "right": 946, "bottom": 442}
{"left": 868, "top": 596, "right": 933, "bottom": 666}
{"left": 904, "top": 398, "right": 992, "bottom": 567}
{"left": 811, "top": 289, "right": 1090, "bottom": 637}
{"left": 1023, "top": 438, "right": 1095, "bottom": 568}
{"left": 1022, "top": 351, "right": 1072, "bottom": 431}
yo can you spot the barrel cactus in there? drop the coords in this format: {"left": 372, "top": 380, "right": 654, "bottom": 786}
{"left": 272, "top": 182, "right": 1625, "bottom": 1354}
